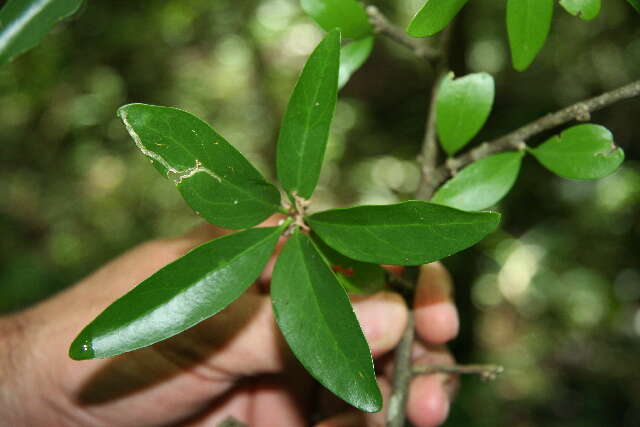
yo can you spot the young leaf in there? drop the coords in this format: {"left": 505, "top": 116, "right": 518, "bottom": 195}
{"left": 432, "top": 152, "right": 524, "bottom": 211}
{"left": 271, "top": 231, "right": 382, "bottom": 412}
{"left": 118, "top": 104, "right": 281, "bottom": 230}
{"left": 0, "top": 0, "right": 83, "bottom": 64}
{"left": 69, "top": 226, "right": 284, "bottom": 360}
{"left": 313, "top": 234, "right": 386, "bottom": 294}
{"left": 277, "top": 30, "right": 340, "bottom": 200}
{"left": 436, "top": 72, "right": 495, "bottom": 156}
{"left": 530, "top": 124, "right": 624, "bottom": 180}
{"left": 308, "top": 201, "right": 501, "bottom": 266}
{"left": 507, "top": 0, "right": 554, "bottom": 71}
{"left": 338, "top": 37, "right": 374, "bottom": 90}
{"left": 628, "top": 0, "right": 640, "bottom": 14}
{"left": 407, "top": 0, "right": 469, "bottom": 37}
{"left": 560, "top": 0, "right": 601, "bottom": 21}
{"left": 301, "top": 0, "right": 372, "bottom": 39}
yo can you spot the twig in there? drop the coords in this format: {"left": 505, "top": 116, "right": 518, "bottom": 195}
{"left": 431, "top": 78, "right": 640, "bottom": 189}
{"left": 386, "top": 311, "right": 415, "bottom": 427}
{"left": 413, "top": 364, "right": 504, "bottom": 381}
{"left": 416, "top": 27, "right": 453, "bottom": 201}
{"left": 366, "top": 6, "right": 439, "bottom": 60}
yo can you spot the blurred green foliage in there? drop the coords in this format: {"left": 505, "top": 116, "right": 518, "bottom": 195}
{"left": 1, "top": 0, "right": 639, "bottom": 425}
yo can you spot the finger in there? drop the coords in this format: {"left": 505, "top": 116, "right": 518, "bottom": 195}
{"left": 414, "top": 263, "right": 459, "bottom": 345}
{"left": 315, "top": 378, "right": 390, "bottom": 427}
{"left": 352, "top": 291, "right": 408, "bottom": 358}
{"left": 406, "top": 374, "right": 450, "bottom": 427}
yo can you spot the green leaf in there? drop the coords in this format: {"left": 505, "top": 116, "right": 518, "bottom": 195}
{"left": 308, "top": 201, "right": 501, "bottom": 266}
{"left": 628, "top": 0, "right": 640, "bottom": 14}
{"left": 432, "top": 152, "right": 524, "bottom": 211}
{"left": 338, "top": 37, "right": 374, "bottom": 90}
{"left": 507, "top": 0, "right": 554, "bottom": 71}
{"left": 560, "top": 0, "right": 601, "bottom": 20}
{"left": 0, "top": 0, "right": 83, "bottom": 64}
{"left": 69, "top": 226, "right": 284, "bottom": 360}
{"left": 277, "top": 30, "right": 340, "bottom": 200}
{"left": 407, "top": 0, "right": 469, "bottom": 37}
{"left": 118, "top": 104, "right": 281, "bottom": 230}
{"left": 301, "top": 0, "right": 372, "bottom": 39}
{"left": 436, "top": 72, "right": 495, "bottom": 156}
{"left": 313, "top": 234, "right": 386, "bottom": 294}
{"left": 271, "top": 231, "right": 382, "bottom": 412}
{"left": 530, "top": 124, "right": 624, "bottom": 180}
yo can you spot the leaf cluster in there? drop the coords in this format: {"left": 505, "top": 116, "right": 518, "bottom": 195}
{"left": 69, "top": 29, "right": 501, "bottom": 412}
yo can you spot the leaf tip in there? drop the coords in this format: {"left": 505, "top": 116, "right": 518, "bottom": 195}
{"left": 69, "top": 334, "right": 95, "bottom": 360}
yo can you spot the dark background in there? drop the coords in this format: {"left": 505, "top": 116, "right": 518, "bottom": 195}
{"left": 1, "top": 1, "right": 639, "bottom": 426}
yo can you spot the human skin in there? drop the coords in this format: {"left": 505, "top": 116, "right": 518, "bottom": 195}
{"left": 0, "top": 217, "right": 459, "bottom": 427}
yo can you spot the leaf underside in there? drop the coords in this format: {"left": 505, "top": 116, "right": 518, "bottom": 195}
{"left": 301, "top": 0, "right": 373, "bottom": 39}
{"left": 70, "top": 227, "right": 283, "bottom": 360}
{"left": 432, "top": 152, "right": 524, "bottom": 211}
{"left": 271, "top": 231, "right": 382, "bottom": 412}
{"left": 407, "top": 0, "right": 469, "bottom": 37}
{"left": 530, "top": 124, "right": 624, "bottom": 180}
{"left": 436, "top": 72, "right": 495, "bottom": 156}
{"left": 118, "top": 104, "right": 281, "bottom": 229}
{"left": 308, "top": 201, "right": 501, "bottom": 265}
{"left": 507, "top": 0, "right": 554, "bottom": 71}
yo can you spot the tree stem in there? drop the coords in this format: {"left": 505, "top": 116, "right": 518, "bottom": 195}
{"left": 386, "top": 311, "right": 415, "bottom": 427}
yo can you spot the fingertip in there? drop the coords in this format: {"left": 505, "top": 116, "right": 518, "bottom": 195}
{"left": 415, "top": 302, "right": 459, "bottom": 344}
{"left": 407, "top": 374, "right": 450, "bottom": 427}
{"left": 353, "top": 292, "right": 408, "bottom": 357}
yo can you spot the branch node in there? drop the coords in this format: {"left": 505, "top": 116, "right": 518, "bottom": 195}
{"left": 575, "top": 103, "right": 592, "bottom": 122}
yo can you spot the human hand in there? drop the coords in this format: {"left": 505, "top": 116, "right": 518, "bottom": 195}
{"left": 0, "top": 217, "right": 459, "bottom": 426}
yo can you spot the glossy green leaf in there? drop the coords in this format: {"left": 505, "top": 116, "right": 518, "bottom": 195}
{"left": 271, "top": 231, "right": 382, "bottom": 412}
{"left": 560, "top": 0, "right": 601, "bottom": 20}
{"left": 0, "top": 0, "right": 83, "bottom": 64}
{"left": 301, "top": 0, "right": 372, "bottom": 39}
{"left": 407, "top": 0, "right": 469, "bottom": 37}
{"left": 436, "top": 72, "right": 495, "bottom": 155}
{"left": 530, "top": 124, "right": 624, "bottom": 180}
{"left": 70, "top": 226, "right": 284, "bottom": 360}
{"left": 432, "top": 152, "right": 524, "bottom": 211}
{"left": 308, "top": 201, "right": 501, "bottom": 266}
{"left": 628, "top": 0, "right": 640, "bottom": 14}
{"left": 338, "top": 37, "right": 374, "bottom": 90}
{"left": 277, "top": 30, "right": 340, "bottom": 200}
{"left": 313, "top": 234, "right": 386, "bottom": 294}
{"left": 118, "top": 104, "right": 281, "bottom": 229}
{"left": 507, "top": 0, "right": 554, "bottom": 71}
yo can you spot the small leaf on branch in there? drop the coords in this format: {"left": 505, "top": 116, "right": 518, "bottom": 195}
{"left": 69, "top": 226, "right": 284, "bottom": 360}
{"left": 277, "top": 30, "right": 340, "bottom": 199}
{"left": 271, "top": 231, "right": 382, "bottom": 412}
{"left": 313, "top": 234, "right": 386, "bottom": 294}
{"left": 308, "top": 201, "right": 501, "bottom": 266}
{"left": 118, "top": 104, "right": 281, "bottom": 230}
{"left": 301, "top": 0, "right": 372, "bottom": 39}
{"left": 0, "top": 0, "right": 84, "bottom": 64}
{"left": 629, "top": 0, "right": 640, "bottom": 14}
{"left": 338, "top": 37, "right": 374, "bottom": 90}
{"left": 432, "top": 152, "right": 524, "bottom": 211}
{"left": 560, "top": 0, "right": 601, "bottom": 21}
{"left": 436, "top": 72, "right": 495, "bottom": 156}
{"left": 507, "top": 0, "right": 554, "bottom": 71}
{"left": 530, "top": 124, "right": 624, "bottom": 180}
{"left": 407, "top": 0, "right": 470, "bottom": 37}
